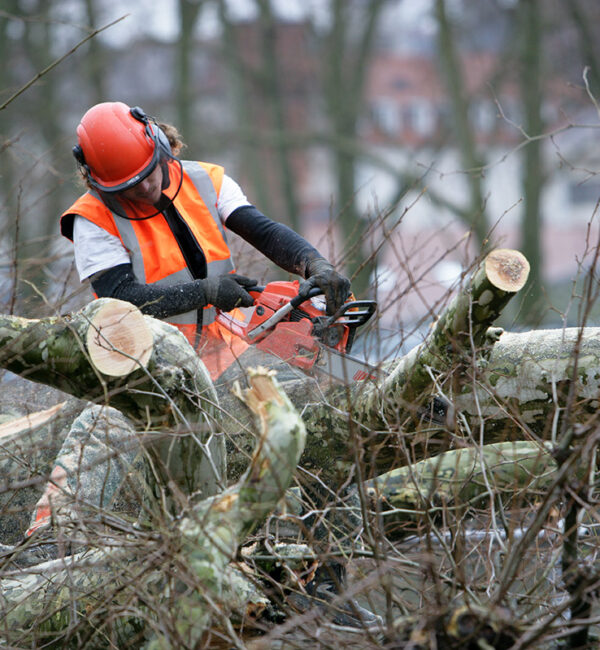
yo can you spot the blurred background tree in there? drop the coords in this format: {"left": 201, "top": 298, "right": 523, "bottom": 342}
{"left": 1, "top": 0, "right": 599, "bottom": 346}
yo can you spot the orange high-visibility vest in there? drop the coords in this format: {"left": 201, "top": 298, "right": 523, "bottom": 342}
{"left": 61, "top": 159, "right": 248, "bottom": 378}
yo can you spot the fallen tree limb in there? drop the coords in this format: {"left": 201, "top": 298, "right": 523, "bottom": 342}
{"left": 358, "top": 440, "right": 556, "bottom": 539}
{"left": 0, "top": 252, "right": 530, "bottom": 487}
{"left": 275, "top": 440, "right": 556, "bottom": 545}
{"left": 0, "top": 298, "right": 218, "bottom": 428}
{"left": 454, "top": 327, "right": 600, "bottom": 440}
{"left": 0, "top": 369, "right": 305, "bottom": 648}
{"left": 295, "top": 249, "right": 530, "bottom": 478}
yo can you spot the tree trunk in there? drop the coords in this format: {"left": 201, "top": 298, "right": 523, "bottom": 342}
{"left": 435, "top": 0, "right": 489, "bottom": 248}
{"left": 321, "top": 0, "right": 388, "bottom": 295}
{"left": 517, "top": 0, "right": 545, "bottom": 325}
{"left": 176, "top": 0, "right": 204, "bottom": 138}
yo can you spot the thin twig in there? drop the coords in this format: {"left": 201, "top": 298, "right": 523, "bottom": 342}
{"left": 0, "top": 15, "right": 128, "bottom": 111}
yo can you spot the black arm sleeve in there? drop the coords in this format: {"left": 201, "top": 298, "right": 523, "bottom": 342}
{"left": 226, "top": 205, "right": 322, "bottom": 278}
{"left": 90, "top": 263, "right": 208, "bottom": 319}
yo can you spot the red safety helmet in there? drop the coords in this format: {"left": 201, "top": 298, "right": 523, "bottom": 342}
{"left": 73, "top": 102, "right": 162, "bottom": 193}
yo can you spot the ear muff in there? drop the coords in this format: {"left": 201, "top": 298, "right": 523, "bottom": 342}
{"left": 155, "top": 126, "right": 172, "bottom": 157}
{"left": 73, "top": 143, "right": 86, "bottom": 167}
{"left": 130, "top": 106, "right": 172, "bottom": 157}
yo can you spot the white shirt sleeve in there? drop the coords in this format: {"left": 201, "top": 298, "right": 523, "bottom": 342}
{"left": 73, "top": 216, "right": 131, "bottom": 281}
{"left": 218, "top": 174, "right": 252, "bottom": 222}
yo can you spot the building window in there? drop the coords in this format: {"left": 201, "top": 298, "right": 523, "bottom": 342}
{"left": 406, "top": 100, "right": 436, "bottom": 136}
{"left": 371, "top": 99, "right": 401, "bottom": 135}
{"left": 569, "top": 180, "right": 600, "bottom": 205}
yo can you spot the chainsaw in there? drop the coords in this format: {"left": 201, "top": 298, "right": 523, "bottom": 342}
{"left": 215, "top": 280, "right": 380, "bottom": 384}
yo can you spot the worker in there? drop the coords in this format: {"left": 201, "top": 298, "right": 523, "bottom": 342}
{"left": 59, "top": 101, "right": 350, "bottom": 379}
{"left": 1, "top": 102, "right": 379, "bottom": 628}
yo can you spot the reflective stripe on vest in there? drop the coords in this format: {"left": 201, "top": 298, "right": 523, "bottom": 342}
{"left": 89, "top": 161, "right": 235, "bottom": 328}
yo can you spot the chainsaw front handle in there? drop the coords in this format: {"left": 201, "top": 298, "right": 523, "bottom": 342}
{"left": 291, "top": 285, "right": 324, "bottom": 307}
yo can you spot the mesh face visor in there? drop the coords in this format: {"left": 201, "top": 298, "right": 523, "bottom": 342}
{"left": 91, "top": 126, "right": 161, "bottom": 194}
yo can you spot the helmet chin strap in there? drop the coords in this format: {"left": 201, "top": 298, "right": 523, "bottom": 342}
{"left": 97, "top": 154, "right": 184, "bottom": 221}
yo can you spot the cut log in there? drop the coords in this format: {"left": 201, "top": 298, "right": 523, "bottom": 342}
{"left": 0, "top": 298, "right": 217, "bottom": 428}
{"left": 361, "top": 248, "right": 530, "bottom": 421}
{"left": 0, "top": 299, "right": 224, "bottom": 540}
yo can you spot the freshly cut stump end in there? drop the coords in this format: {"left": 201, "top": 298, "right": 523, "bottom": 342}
{"left": 86, "top": 300, "right": 153, "bottom": 377}
{"left": 485, "top": 249, "right": 530, "bottom": 293}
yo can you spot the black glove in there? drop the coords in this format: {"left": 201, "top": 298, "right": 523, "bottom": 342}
{"left": 298, "top": 258, "right": 351, "bottom": 316}
{"left": 202, "top": 273, "right": 256, "bottom": 311}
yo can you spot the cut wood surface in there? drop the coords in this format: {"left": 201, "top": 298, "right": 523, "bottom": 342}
{"left": 0, "top": 401, "right": 67, "bottom": 440}
{"left": 484, "top": 248, "right": 530, "bottom": 292}
{"left": 85, "top": 299, "right": 153, "bottom": 376}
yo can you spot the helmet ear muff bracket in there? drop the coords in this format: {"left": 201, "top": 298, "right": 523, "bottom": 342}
{"left": 130, "top": 106, "right": 172, "bottom": 158}
{"left": 73, "top": 105, "right": 171, "bottom": 192}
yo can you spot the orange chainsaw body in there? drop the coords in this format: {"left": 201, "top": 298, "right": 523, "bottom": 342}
{"left": 216, "top": 280, "right": 376, "bottom": 374}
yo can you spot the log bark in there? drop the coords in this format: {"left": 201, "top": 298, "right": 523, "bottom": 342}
{"left": 455, "top": 326, "right": 600, "bottom": 441}
{"left": 0, "top": 369, "right": 305, "bottom": 647}
{"left": 357, "top": 440, "right": 556, "bottom": 539}
{"left": 276, "top": 441, "right": 557, "bottom": 545}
